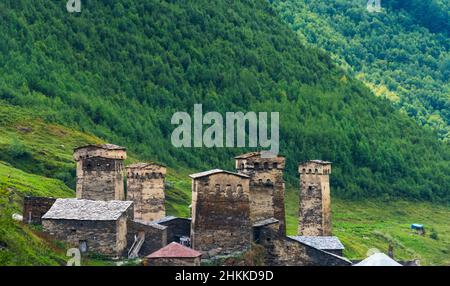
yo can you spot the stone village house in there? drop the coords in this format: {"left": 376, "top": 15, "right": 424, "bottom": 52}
{"left": 42, "top": 199, "right": 133, "bottom": 257}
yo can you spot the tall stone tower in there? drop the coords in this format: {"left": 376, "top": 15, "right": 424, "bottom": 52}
{"left": 190, "top": 169, "right": 251, "bottom": 257}
{"left": 235, "top": 152, "right": 286, "bottom": 235}
{"left": 298, "top": 160, "right": 332, "bottom": 236}
{"left": 126, "top": 163, "right": 166, "bottom": 222}
{"left": 73, "top": 144, "right": 127, "bottom": 201}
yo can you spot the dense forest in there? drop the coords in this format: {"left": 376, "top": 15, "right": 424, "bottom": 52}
{"left": 272, "top": 0, "right": 450, "bottom": 140}
{"left": 0, "top": 0, "right": 449, "bottom": 201}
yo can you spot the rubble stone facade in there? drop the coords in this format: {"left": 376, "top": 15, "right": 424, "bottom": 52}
{"left": 22, "top": 196, "right": 56, "bottom": 224}
{"left": 253, "top": 220, "right": 349, "bottom": 266}
{"left": 155, "top": 216, "right": 191, "bottom": 244}
{"left": 43, "top": 217, "right": 129, "bottom": 257}
{"left": 298, "top": 160, "right": 332, "bottom": 236}
{"left": 73, "top": 144, "right": 127, "bottom": 201}
{"left": 126, "top": 220, "right": 167, "bottom": 256}
{"left": 126, "top": 163, "right": 166, "bottom": 222}
{"left": 235, "top": 152, "right": 286, "bottom": 235}
{"left": 190, "top": 170, "right": 251, "bottom": 257}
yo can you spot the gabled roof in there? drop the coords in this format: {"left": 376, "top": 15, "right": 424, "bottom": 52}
{"left": 42, "top": 199, "right": 133, "bottom": 221}
{"left": 147, "top": 242, "right": 202, "bottom": 258}
{"left": 74, "top": 144, "right": 126, "bottom": 152}
{"left": 189, "top": 169, "right": 249, "bottom": 179}
{"left": 354, "top": 253, "right": 402, "bottom": 266}
{"left": 288, "top": 236, "right": 345, "bottom": 250}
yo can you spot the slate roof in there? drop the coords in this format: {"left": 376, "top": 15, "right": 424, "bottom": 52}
{"left": 234, "top": 151, "right": 284, "bottom": 159}
{"left": 133, "top": 219, "right": 167, "bottom": 230}
{"left": 288, "top": 236, "right": 345, "bottom": 250}
{"left": 74, "top": 144, "right": 126, "bottom": 151}
{"left": 234, "top": 152, "right": 261, "bottom": 159}
{"left": 153, "top": 216, "right": 191, "bottom": 224}
{"left": 42, "top": 199, "right": 133, "bottom": 221}
{"left": 189, "top": 169, "right": 249, "bottom": 179}
{"left": 300, "top": 160, "right": 332, "bottom": 165}
{"left": 354, "top": 253, "right": 402, "bottom": 266}
{"left": 147, "top": 242, "right": 202, "bottom": 258}
{"left": 252, "top": 218, "right": 279, "bottom": 228}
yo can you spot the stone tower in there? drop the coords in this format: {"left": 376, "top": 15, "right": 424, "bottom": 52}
{"left": 189, "top": 169, "right": 251, "bottom": 257}
{"left": 235, "top": 152, "right": 286, "bottom": 235}
{"left": 298, "top": 160, "right": 332, "bottom": 236}
{"left": 73, "top": 144, "right": 127, "bottom": 201}
{"left": 126, "top": 163, "right": 167, "bottom": 222}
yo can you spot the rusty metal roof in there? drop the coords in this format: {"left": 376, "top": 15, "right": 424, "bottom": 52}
{"left": 147, "top": 242, "right": 202, "bottom": 258}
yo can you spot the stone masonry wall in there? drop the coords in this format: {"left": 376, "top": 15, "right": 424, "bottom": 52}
{"left": 298, "top": 162, "right": 332, "bottom": 236}
{"left": 127, "top": 220, "right": 167, "bottom": 257}
{"left": 42, "top": 217, "right": 126, "bottom": 257}
{"left": 158, "top": 218, "right": 191, "bottom": 244}
{"left": 76, "top": 157, "right": 125, "bottom": 201}
{"left": 254, "top": 223, "right": 349, "bottom": 266}
{"left": 126, "top": 164, "right": 166, "bottom": 222}
{"left": 191, "top": 173, "right": 251, "bottom": 257}
{"left": 236, "top": 155, "right": 286, "bottom": 235}
{"left": 22, "top": 196, "right": 56, "bottom": 224}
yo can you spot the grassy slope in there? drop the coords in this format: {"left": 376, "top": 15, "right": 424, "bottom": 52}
{"left": 284, "top": 190, "right": 450, "bottom": 266}
{"left": 0, "top": 103, "right": 449, "bottom": 265}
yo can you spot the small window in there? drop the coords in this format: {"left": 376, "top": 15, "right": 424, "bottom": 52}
{"left": 315, "top": 169, "right": 318, "bottom": 173}
{"left": 263, "top": 162, "right": 269, "bottom": 170}
{"left": 273, "top": 163, "right": 278, "bottom": 169}
{"left": 308, "top": 169, "right": 312, "bottom": 173}
{"left": 215, "top": 184, "right": 221, "bottom": 192}
{"left": 254, "top": 163, "right": 260, "bottom": 170}
{"left": 240, "top": 163, "right": 244, "bottom": 170}
{"left": 79, "top": 240, "right": 88, "bottom": 253}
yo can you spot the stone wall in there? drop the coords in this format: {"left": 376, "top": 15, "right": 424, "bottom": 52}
{"left": 42, "top": 217, "right": 127, "bottom": 257}
{"left": 75, "top": 157, "right": 125, "bottom": 201}
{"left": 22, "top": 196, "right": 56, "bottom": 224}
{"left": 298, "top": 162, "right": 332, "bottom": 236}
{"left": 254, "top": 222, "right": 349, "bottom": 266}
{"left": 157, "top": 218, "right": 191, "bottom": 244}
{"left": 126, "top": 164, "right": 166, "bottom": 222}
{"left": 127, "top": 220, "right": 167, "bottom": 257}
{"left": 191, "top": 173, "right": 251, "bottom": 257}
{"left": 236, "top": 154, "right": 286, "bottom": 235}
{"left": 145, "top": 257, "right": 201, "bottom": 266}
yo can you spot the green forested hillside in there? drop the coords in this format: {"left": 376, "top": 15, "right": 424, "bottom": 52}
{"left": 272, "top": 0, "right": 450, "bottom": 140}
{"left": 0, "top": 0, "right": 449, "bottom": 202}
